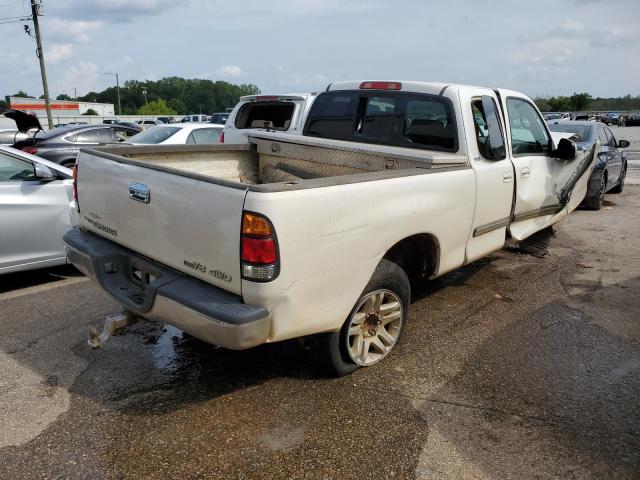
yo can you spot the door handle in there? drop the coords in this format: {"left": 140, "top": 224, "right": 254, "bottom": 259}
{"left": 520, "top": 167, "right": 530, "bottom": 179}
{"left": 503, "top": 171, "right": 513, "bottom": 183}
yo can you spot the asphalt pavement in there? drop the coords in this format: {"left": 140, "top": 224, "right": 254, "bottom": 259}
{"left": 1, "top": 129, "right": 639, "bottom": 479}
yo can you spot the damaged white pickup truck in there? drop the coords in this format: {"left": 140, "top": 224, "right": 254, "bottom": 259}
{"left": 64, "top": 81, "right": 595, "bottom": 375}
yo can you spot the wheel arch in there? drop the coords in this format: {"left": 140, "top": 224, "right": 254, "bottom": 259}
{"left": 382, "top": 233, "right": 440, "bottom": 288}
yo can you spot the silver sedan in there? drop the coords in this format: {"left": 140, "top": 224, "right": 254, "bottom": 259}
{"left": 0, "top": 145, "right": 76, "bottom": 274}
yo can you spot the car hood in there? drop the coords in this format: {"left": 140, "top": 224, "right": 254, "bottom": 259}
{"left": 3, "top": 109, "right": 42, "bottom": 132}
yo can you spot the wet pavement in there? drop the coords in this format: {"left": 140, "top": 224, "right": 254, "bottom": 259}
{"left": 1, "top": 133, "right": 639, "bottom": 479}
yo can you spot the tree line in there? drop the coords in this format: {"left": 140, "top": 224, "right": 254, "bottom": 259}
{"left": 534, "top": 92, "right": 640, "bottom": 112}
{"left": 1, "top": 77, "right": 261, "bottom": 115}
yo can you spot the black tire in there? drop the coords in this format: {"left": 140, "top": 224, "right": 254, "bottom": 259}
{"left": 321, "top": 259, "right": 410, "bottom": 377}
{"left": 610, "top": 164, "right": 626, "bottom": 194}
{"left": 585, "top": 174, "right": 606, "bottom": 210}
{"left": 61, "top": 159, "right": 76, "bottom": 168}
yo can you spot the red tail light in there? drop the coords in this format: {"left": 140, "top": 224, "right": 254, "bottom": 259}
{"left": 359, "top": 81, "right": 402, "bottom": 90}
{"left": 241, "top": 237, "right": 277, "bottom": 264}
{"left": 241, "top": 212, "right": 279, "bottom": 281}
{"left": 21, "top": 146, "right": 38, "bottom": 155}
{"left": 219, "top": 131, "right": 224, "bottom": 143}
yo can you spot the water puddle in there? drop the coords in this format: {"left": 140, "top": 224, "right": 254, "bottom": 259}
{"left": 152, "top": 324, "right": 183, "bottom": 370}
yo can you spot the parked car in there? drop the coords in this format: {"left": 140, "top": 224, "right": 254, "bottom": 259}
{"left": 548, "top": 120, "right": 629, "bottom": 209}
{"left": 0, "top": 145, "right": 75, "bottom": 275}
{"left": 156, "top": 116, "right": 176, "bottom": 124}
{"left": 136, "top": 119, "right": 163, "bottom": 130}
{"left": 102, "top": 119, "right": 120, "bottom": 125}
{"left": 222, "top": 93, "right": 317, "bottom": 144}
{"left": 545, "top": 112, "right": 571, "bottom": 121}
{"left": 7, "top": 111, "right": 139, "bottom": 168}
{"left": 66, "top": 80, "right": 594, "bottom": 375}
{"left": 115, "top": 121, "right": 143, "bottom": 131}
{"left": 127, "top": 123, "right": 224, "bottom": 145}
{"left": 181, "top": 114, "right": 209, "bottom": 123}
{"left": 210, "top": 112, "right": 230, "bottom": 124}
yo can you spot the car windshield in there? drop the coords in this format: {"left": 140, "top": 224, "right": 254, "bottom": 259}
{"left": 548, "top": 124, "right": 591, "bottom": 142}
{"left": 128, "top": 126, "right": 181, "bottom": 144}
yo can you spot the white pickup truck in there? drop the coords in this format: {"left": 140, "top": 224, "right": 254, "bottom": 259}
{"left": 64, "top": 80, "right": 595, "bottom": 375}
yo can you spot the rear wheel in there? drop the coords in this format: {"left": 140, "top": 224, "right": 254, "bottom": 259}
{"left": 61, "top": 159, "right": 76, "bottom": 168}
{"left": 585, "top": 174, "right": 606, "bottom": 210}
{"left": 322, "top": 259, "right": 410, "bottom": 377}
{"left": 610, "top": 164, "right": 626, "bottom": 194}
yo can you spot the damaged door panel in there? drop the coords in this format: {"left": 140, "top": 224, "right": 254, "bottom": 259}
{"left": 497, "top": 91, "right": 597, "bottom": 240}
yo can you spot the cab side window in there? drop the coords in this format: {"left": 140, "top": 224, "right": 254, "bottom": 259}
{"left": 506, "top": 98, "right": 551, "bottom": 155}
{"left": 471, "top": 96, "right": 505, "bottom": 160}
{"left": 598, "top": 127, "right": 609, "bottom": 146}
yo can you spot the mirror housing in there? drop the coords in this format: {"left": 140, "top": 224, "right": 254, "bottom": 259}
{"left": 34, "top": 162, "right": 57, "bottom": 181}
{"left": 553, "top": 138, "right": 576, "bottom": 161}
{"left": 618, "top": 139, "right": 630, "bottom": 148}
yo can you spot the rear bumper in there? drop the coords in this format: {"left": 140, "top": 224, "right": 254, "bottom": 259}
{"left": 63, "top": 227, "right": 270, "bottom": 350}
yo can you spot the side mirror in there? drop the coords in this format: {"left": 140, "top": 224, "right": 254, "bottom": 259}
{"left": 34, "top": 162, "right": 57, "bottom": 181}
{"left": 618, "top": 139, "right": 630, "bottom": 148}
{"left": 553, "top": 138, "right": 576, "bottom": 160}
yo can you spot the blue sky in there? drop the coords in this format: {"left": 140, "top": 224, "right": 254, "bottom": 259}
{"left": 0, "top": 0, "right": 638, "bottom": 99}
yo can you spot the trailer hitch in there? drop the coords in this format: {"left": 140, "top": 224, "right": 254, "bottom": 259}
{"left": 88, "top": 311, "right": 137, "bottom": 348}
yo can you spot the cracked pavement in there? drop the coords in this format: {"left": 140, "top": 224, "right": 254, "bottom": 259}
{"left": 0, "top": 128, "right": 639, "bottom": 479}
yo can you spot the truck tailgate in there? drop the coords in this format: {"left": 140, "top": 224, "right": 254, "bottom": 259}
{"left": 76, "top": 150, "right": 247, "bottom": 295}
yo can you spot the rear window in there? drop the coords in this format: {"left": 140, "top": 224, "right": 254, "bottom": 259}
{"left": 304, "top": 91, "right": 457, "bottom": 152}
{"left": 128, "top": 126, "right": 181, "bottom": 144}
{"left": 548, "top": 124, "right": 591, "bottom": 142}
{"left": 234, "top": 102, "right": 295, "bottom": 130}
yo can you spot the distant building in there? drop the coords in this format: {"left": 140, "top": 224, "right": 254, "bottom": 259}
{"left": 8, "top": 97, "right": 115, "bottom": 117}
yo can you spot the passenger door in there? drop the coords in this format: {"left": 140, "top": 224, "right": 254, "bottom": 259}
{"left": 459, "top": 89, "right": 514, "bottom": 262}
{"left": 0, "top": 152, "right": 73, "bottom": 271}
{"left": 498, "top": 91, "right": 589, "bottom": 240}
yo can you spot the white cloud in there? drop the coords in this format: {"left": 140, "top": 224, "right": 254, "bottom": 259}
{"left": 217, "top": 65, "right": 243, "bottom": 78}
{"left": 63, "top": 62, "right": 98, "bottom": 94}
{"left": 48, "top": 19, "right": 104, "bottom": 43}
{"left": 47, "top": 43, "right": 74, "bottom": 64}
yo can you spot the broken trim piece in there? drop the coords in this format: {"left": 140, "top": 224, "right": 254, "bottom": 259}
{"left": 473, "top": 216, "right": 510, "bottom": 237}
{"left": 512, "top": 204, "right": 563, "bottom": 223}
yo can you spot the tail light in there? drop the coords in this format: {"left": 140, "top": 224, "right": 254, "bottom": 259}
{"left": 21, "top": 146, "right": 38, "bottom": 155}
{"left": 219, "top": 131, "right": 224, "bottom": 143}
{"left": 241, "top": 212, "right": 279, "bottom": 281}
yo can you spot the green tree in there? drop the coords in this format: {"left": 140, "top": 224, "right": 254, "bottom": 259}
{"left": 56, "top": 93, "right": 72, "bottom": 101}
{"left": 82, "top": 108, "right": 99, "bottom": 115}
{"left": 137, "top": 98, "right": 176, "bottom": 115}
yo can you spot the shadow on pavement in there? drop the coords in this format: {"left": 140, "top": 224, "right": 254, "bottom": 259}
{"left": 0, "top": 265, "right": 82, "bottom": 294}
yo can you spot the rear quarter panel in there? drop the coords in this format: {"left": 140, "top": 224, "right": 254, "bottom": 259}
{"left": 242, "top": 168, "right": 475, "bottom": 342}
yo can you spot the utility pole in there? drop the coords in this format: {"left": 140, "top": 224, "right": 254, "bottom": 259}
{"left": 105, "top": 72, "right": 121, "bottom": 115}
{"left": 74, "top": 88, "right": 77, "bottom": 101}
{"left": 30, "top": 0, "right": 53, "bottom": 129}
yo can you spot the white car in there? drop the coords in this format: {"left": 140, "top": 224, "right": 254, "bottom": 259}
{"left": 127, "top": 123, "right": 225, "bottom": 145}
{"left": 0, "top": 145, "right": 75, "bottom": 274}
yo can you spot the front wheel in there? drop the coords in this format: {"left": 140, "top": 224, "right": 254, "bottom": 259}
{"left": 585, "top": 175, "right": 606, "bottom": 210}
{"left": 322, "top": 259, "right": 410, "bottom": 376}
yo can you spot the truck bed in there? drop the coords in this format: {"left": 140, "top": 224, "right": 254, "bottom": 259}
{"left": 96, "top": 133, "right": 470, "bottom": 189}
